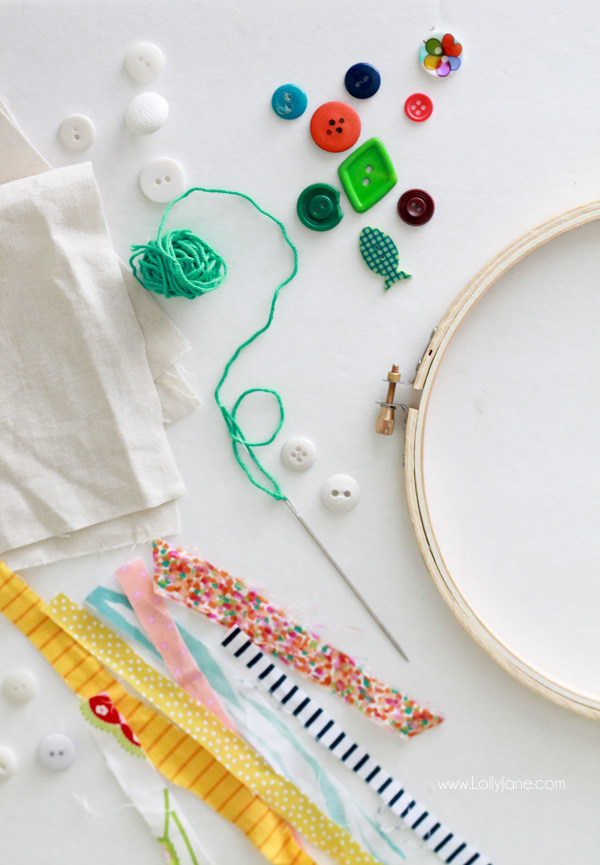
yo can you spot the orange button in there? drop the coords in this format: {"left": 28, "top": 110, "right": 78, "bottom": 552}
{"left": 309, "top": 101, "right": 361, "bottom": 153}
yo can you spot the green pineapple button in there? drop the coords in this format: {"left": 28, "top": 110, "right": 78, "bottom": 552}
{"left": 338, "top": 137, "right": 397, "bottom": 213}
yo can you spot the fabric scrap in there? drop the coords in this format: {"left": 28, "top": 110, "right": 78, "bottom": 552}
{"left": 116, "top": 558, "right": 234, "bottom": 731}
{"left": 87, "top": 584, "right": 408, "bottom": 865}
{"left": 0, "top": 562, "right": 316, "bottom": 865}
{"left": 224, "top": 626, "right": 492, "bottom": 865}
{"left": 152, "top": 539, "right": 442, "bottom": 736}
{"left": 44, "top": 592, "right": 384, "bottom": 865}
{"left": 0, "top": 96, "right": 197, "bottom": 421}
{"left": 83, "top": 692, "right": 213, "bottom": 865}
{"left": 0, "top": 100, "right": 199, "bottom": 569}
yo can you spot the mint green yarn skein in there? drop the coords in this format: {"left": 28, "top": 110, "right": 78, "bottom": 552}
{"left": 130, "top": 227, "right": 227, "bottom": 299}
{"left": 130, "top": 185, "right": 299, "bottom": 501}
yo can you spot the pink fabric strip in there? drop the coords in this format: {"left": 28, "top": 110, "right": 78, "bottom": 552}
{"left": 116, "top": 558, "right": 235, "bottom": 732}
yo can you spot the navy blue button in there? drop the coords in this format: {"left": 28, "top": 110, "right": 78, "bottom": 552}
{"left": 271, "top": 84, "right": 308, "bottom": 119}
{"left": 344, "top": 63, "right": 381, "bottom": 99}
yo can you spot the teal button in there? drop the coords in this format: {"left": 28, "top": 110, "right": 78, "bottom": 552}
{"left": 271, "top": 84, "right": 307, "bottom": 120}
{"left": 297, "top": 183, "right": 343, "bottom": 231}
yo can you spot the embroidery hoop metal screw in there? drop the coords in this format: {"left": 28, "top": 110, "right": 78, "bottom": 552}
{"left": 375, "top": 363, "right": 402, "bottom": 435}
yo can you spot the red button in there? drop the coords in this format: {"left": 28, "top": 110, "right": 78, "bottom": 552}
{"left": 404, "top": 93, "right": 433, "bottom": 123}
{"left": 310, "top": 101, "right": 361, "bottom": 153}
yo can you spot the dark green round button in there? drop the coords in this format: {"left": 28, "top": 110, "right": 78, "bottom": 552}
{"left": 297, "top": 183, "right": 343, "bottom": 231}
{"left": 309, "top": 194, "right": 333, "bottom": 219}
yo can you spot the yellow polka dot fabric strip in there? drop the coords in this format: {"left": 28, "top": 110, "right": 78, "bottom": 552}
{"left": 38, "top": 581, "right": 379, "bottom": 865}
{"left": 0, "top": 564, "right": 315, "bottom": 865}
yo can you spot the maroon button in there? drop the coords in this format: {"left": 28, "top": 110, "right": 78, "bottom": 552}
{"left": 404, "top": 93, "right": 433, "bottom": 122}
{"left": 397, "top": 189, "right": 434, "bottom": 225}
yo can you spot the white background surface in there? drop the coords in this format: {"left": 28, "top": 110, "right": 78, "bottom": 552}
{"left": 0, "top": 2, "right": 599, "bottom": 864}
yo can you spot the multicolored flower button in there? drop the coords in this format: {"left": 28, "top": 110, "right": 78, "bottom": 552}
{"left": 419, "top": 32, "right": 462, "bottom": 77}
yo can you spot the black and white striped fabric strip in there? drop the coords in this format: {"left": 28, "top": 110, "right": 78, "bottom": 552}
{"left": 221, "top": 626, "right": 492, "bottom": 865}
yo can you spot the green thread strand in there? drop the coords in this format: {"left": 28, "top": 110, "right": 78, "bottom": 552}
{"left": 171, "top": 809, "right": 200, "bottom": 865}
{"left": 131, "top": 186, "right": 298, "bottom": 501}
{"left": 162, "top": 787, "right": 170, "bottom": 837}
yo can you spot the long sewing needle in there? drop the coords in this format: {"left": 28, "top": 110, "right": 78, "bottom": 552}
{"left": 284, "top": 497, "right": 409, "bottom": 662}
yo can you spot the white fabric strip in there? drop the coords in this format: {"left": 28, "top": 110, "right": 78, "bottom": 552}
{"left": 83, "top": 698, "right": 214, "bottom": 865}
{"left": 222, "top": 626, "right": 492, "bottom": 865}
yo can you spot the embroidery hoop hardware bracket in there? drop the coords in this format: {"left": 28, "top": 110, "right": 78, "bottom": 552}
{"left": 403, "top": 201, "right": 600, "bottom": 719}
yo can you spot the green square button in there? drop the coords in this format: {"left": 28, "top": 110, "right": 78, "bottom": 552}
{"left": 338, "top": 137, "right": 397, "bottom": 213}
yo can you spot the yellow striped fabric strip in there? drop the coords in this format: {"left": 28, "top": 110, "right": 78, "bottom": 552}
{"left": 0, "top": 563, "right": 314, "bottom": 865}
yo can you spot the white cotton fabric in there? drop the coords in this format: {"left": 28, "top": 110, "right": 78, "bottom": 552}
{"left": 85, "top": 716, "right": 213, "bottom": 865}
{"left": 0, "top": 99, "right": 199, "bottom": 569}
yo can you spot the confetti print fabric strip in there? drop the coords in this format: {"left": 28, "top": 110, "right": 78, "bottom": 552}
{"left": 43, "top": 593, "right": 384, "bottom": 865}
{"left": 86, "top": 585, "right": 408, "bottom": 865}
{"left": 152, "top": 539, "right": 442, "bottom": 736}
{"left": 0, "top": 564, "right": 316, "bottom": 865}
{"left": 83, "top": 693, "right": 213, "bottom": 865}
{"left": 116, "top": 558, "right": 234, "bottom": 731}
{"left": 225, "top": 627, "right": 493, "bottom": 865}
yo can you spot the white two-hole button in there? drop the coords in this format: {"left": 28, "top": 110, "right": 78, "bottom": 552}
{"left": 139, "top": 157, "right": 186, "bottom": 202}
{"left": 58, "top": 114, "right": 95, "bottom": 152}
{"left": 38, "top": 733, "right": 76, "bottom": 771}
{"left": 126, "top": 92, "right": 169, "bottom": 135}
{"left": 2, "top": 670, "right": 37, "bottom": 704}
{"left": 0, "top": 746, "right": 18, "bottom": 780}
{"left": 321, "top": 473, "right": 360, "bottom": 512}
{"left": 280, "top": 436, "right": 317, "bottom": 472}
{"left": 125, "top": 42, "right": 165, "bottom": 83}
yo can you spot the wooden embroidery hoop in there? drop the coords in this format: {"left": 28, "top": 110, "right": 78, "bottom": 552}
{"left": 404, "top": 201, "right": 600, "bottom": 720}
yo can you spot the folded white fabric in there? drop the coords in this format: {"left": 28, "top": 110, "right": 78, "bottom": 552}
{"left": 0, "top": 100, "right": 199, "bottom": 569}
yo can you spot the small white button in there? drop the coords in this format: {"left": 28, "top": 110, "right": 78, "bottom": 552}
{"left": 125, "top": 42, "right": 165, "bottom": 83}
{"left": 58, "top": 114, "right": 95, "bottom": 152}
{"left": 38, "top": 734, "right": 76, "bottom": 771}
{"left": 2, "top": 670, "right": 37, "bottom": 704}
{"left": 280, "top": 436, "right": 317, "bottom": 472}
{"left": 139, "top": 157, "right": 187, "bottom": 203}
{"left": 321, "top": 474, "right": 360, "bottom": 512}
{"left": 0, "top": 746, "right": 18, "bottom": 780}
{"left": 126, "top": 92, "right": 169, "bottom": 135}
